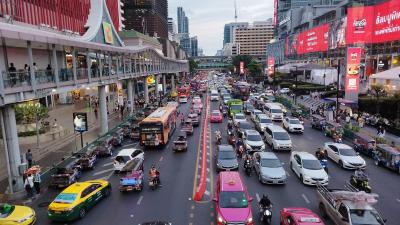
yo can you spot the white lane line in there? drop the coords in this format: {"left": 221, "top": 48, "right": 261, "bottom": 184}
{"left": 93, "top": 168, "right": 114, "bottom": 176}
{"left": 256, "top": 193, "right": 261, "bottom": 202}
{"left": 159, "top": 156, "right": 163, "bottom": 162}
{"left": 102, "top": 162, "right": 114, "bottom": 167}
{"left": 302, "top": 194, "right": 311, "bottom": 204}
{"left": 99, "top": 171, "right": 114, "bottom": 180}
{"left": 397, "top": 198, "right": 400, "bottom": 203}
{"left": 124, "top": 143, "right": 139, "bottom": 148}
{"left": 137, "top": 196, "right": 143, "bottom": 205}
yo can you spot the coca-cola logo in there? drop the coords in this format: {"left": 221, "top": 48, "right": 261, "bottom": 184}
{"left": 351, "top": 52, "right": 358, "bottom": 59}
{"left": 353, "top": 19, "right": 367, "bottom": 29}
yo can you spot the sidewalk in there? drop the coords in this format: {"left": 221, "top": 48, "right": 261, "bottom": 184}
{"left": 282, "top": 94, "right": 400, "bottom": 144}
{"left": 0, "top": 96, "right": 124, "bottom": 193}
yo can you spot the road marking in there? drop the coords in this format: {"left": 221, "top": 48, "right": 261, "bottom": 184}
{"left": 256, "top": 193, "right": 261, "bottom": 202}
{"left": 99, "top": 171, "right": 114, "bottom": 180}
{"left": 102, "top": 162, "right": 114, "bottom": 167}
{"left": 159, "top": 156, "right": 163, "bottom": 162}
{"left": 302, "top": 194, "right": 311, "bottom": 204}
{"left": 93, "top": 168, "right": 114, "bottom": 176}
{"left": 137, "top": 196, "right": 143, "bottom": 205}
{"left": 130, "top": 214, "right": 134, "bottom": 218}
{"left": 190, "top": 213, "right": 194, "bottom": 218}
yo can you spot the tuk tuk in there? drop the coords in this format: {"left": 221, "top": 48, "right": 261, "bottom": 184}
{"left": 50, "top": 165, "right": 81, "bottom": 188}
{"left": 93, "top": 136, "right": 114, "bottom": 157}
{"left": 74, "top": 151, "right": 97, "bottom": 170}
{"left": 374, "top": 144, "right": 400, "bottom": 174}
{"left": 173, "top": 132, "right": 188, "bottom": 152}
{"left": 119, "top": 157, "right": 144, "bottom": 192}
{"left": 324, "top": 121, "right": 343, "bottom": 142}
{"left": 130, "top": 125, "right": 140, "bottom": 140}
{"left": 111, "top": 128, "right": 124, "bottom": 146}
{"left": 121, "top": 123, "right": 132, "bottom": 138}
{"left": 353, "top": 133, "right": 377, "bottom": 157}
{"left": 181, "top": 120, "right": 194, "bottom": 135}
{"left": 311, "top": 114, "right": 326, "bottom": 130}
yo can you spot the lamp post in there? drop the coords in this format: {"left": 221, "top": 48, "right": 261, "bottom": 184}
{"left": 292, "top": 84, "right": 297, "bottom": 104}
{"left": 336, "top": 59, "right": 341, "bottom": 118}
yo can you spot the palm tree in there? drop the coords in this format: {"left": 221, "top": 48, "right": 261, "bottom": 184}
{"left": 371, "top": 84, "right": 385, "bottom": 114}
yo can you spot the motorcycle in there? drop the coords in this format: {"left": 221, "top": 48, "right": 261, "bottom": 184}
{"left": 320, "top": 159, "right": 328, "bottom": 173}
{"left": 299, "top": 116, "right": 304, "bottom": 125}
{"left": 148, "top": 176, "right": 160, "bottom": 190}
{"left": 244, "top": 158, "right": 252, "bottom": 176}
{"left": 333, "top": 133, "right": 342, "bottom": 143}
{"left": 216, "top": 133, "right": 222, "bottom": 145}
{"left": 350, "top": 175, "right": 371, "bottom": 193}
{"left": 259, "top": 205, "right": 272, "bottom": 225}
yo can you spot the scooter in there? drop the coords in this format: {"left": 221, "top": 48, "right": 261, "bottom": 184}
{"left": 320, "top": 159, "right": 328, "bottom": 173}
{"left": 244, "top": 159, "right": 252, "bottom": 176}
{"left": 259, "top": 205, "right": 272, "bottom": 225}
{"left": 350, "top": 175, "right": 372, "bottom": 193}
{"left": 148, "top": 176, "right": 160, "bottom": 190}
{"left": 237, "top": 145, "right": 245, "bottom": 158}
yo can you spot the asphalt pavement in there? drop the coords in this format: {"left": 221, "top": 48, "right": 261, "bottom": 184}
{"left": 27, "top": 93, "right": 400, "bottom": 225}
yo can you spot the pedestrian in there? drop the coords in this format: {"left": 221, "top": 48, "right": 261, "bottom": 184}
{"left": 345, "top": 114, "right": 351, "bottom": 124}
{"left": 25, "top": 149, "right": 33, "bottom": 168}
{"left": 120, "top": 104, "right": 125, "bottom": 118}
{"left": 358, "top": 116, "right": 364, "bottom": 128}
{"left": 24, "top": 174, "right": 34, "bottom": 198}
{"left": 94, "top": 107, "right": 98, "bottom": 119}
{"left": 8, "top": 63, "right": 17, "bottom": 86}
{"left": 33, "top": 171, "right": 41, "bottom": 194}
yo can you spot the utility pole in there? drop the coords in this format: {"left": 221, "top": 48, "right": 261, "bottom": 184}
{"left": 336, "top": 59, "right": 340, "bottom": 118}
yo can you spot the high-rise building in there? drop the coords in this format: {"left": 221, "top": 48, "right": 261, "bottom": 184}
{"left": 177, "top": 7, "right": 189, "bottom": 34}
{"left": 122, "top": 0, "right": 168, "bottom": 39}
{"left": 180, "top": 36, "right": 191, "bottom": 56}
{"left": 190, "top": 36, "right": 198, "bottom": 57}
{"left": 223, "top": 22, "right": 249, "bottom": 45}
{"left": 233, "top": 19, "right": 274, "bottom": 57}
{"left": 168, "top": 17, "right": 176, "bottom": 33}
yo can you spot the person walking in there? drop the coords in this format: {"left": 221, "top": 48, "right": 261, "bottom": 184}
{"left": 24, "top": 174, "right": 34, "bottom": 198}
{"left": 26, "top": 149, "right": 33, "bottom": 168}
{"left": 8, "top": 63, "right": 17, "bottom": 86}
{"left": 94, "top": 107, "right": 98, "bottom": 119}
{"left": 33, "top": 171, "right": 41, "bottom": 194}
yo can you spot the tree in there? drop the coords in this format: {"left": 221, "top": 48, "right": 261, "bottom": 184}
{"left": 371, "top": 84, "right": 385, "bottom": 114}
{"left": 232, "top": 55, "right": 253, "bottom": 73}
{"left": 247, "top": 60, "right": 262, "bottom": 77}
{"left": 15, "top": 102, "right": 49, "bottom": 124}
{"left": 189, "top": 58, "right": 198, "bottom": 73}
{"left": 226, "top": 64, "right": 235, "bottom": 74}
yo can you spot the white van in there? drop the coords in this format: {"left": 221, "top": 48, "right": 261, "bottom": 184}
{"left": 263, "top": 125, "right": 292, "bottom": 151}
{"left": 263, "top": 103, "right": 284, "bottom": 121}
{"left": 113, "top": 148, "right": 144, "bottom": 172}
{"left": 210, "top": 90, "right": 219, "bottom": 101}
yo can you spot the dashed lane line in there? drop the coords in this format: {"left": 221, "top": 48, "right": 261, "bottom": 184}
{"left": 136, "top": 196, "right": 143, "bottom": 205}
{"left": 159, "top": 156, "right": 164, "bottom": 162}
{"left": 256, "top": 193, "right": 261, "bottom": 202}
{"left": 98, "top": 171, "right": 114, "bottom": 180}
{"left": 93, "top": 168, "right": 114, "bottom": 176}
{"left": 102, "top": 162, "right": 114, "bottom": 167}
{"left": 302, "top": 194, "right": 311, "bottom": 204}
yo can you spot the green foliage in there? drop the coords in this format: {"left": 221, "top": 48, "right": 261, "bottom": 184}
{"left": 18, "top": 128, "right": 47, "bottom": 137}
{"left": 375, "top": 136, "right": 388, "bottom": 144}
{"left": 247, "top": 61, "right": 262, "bottom": 77}
{"left": 359, "top": 97, "right": 399, "bottom": 120}
{"left": 15, "top": 102, "right": 49, "bottom": 124}
{"left": 189, "top": 58, "right": 199, "bottom": 73}
{"left": 226, "top": 64, "right": 235, "bottom": 73}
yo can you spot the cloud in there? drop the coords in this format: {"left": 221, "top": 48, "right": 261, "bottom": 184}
{"left": 168, "top": 0, "right": 274, "bottom": 55}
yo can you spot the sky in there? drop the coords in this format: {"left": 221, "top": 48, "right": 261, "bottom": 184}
{"left": 168, "top": 0, "right": 274, "bottom": 56}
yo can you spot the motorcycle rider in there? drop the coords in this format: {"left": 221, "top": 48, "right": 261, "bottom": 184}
{"left": 149, "top": 165, "right": 160, "bottom": 185}
{"left": 227, "top": 119, "right": 234, "bottom": 130}
{"left": 215, "top": 130, "right": 222, "bottom": 144}
{"left": 315, "top": 148, "right": 327, "bottom": 160}
{"left": 259, "top": 194, "right": 272, "bottom": 209}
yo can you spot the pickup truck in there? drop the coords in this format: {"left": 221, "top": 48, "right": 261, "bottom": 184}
{"left": 316, "top": 185, "right": 386, "bottom": 225}
{"left": 173, "top": 133, "right": 188, "bottom": 152}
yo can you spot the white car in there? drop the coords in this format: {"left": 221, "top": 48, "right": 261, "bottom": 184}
{"left": 243, "top": 130, "right": 265, "bottom": 153}
{"left": 283, "top": 117, "right": 304, "bottom": 133}
{"left": 178, "top": 96, "right": 188, "bottom": 103}
{"left": 233, "top": 113, "right": 247, "bottom": 126}
{"left": 323, "top": 142, "right": 366, "bottom": 169}
{"left": 280, "top": 88, "right": 290, "bottom": 94}
{"left": 290, "top": 151, "right": 329, "bottom": 185}
{"left": 250, "top": 109, "right": 263, "bottom": 122}
{"left": 113, "top": 148, "right": 144, "bottom": 172}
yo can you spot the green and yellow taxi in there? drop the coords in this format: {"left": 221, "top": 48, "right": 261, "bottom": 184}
{"left": 0, "top": 203, "right": 36, "bottom": 225}
{"left": 48, "top": 180, "right": 111, "bottom": 221}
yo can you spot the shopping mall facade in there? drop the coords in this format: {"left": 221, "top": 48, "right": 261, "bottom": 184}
{"left": 0, "top": 0, "right": 189, "bottom": 194}
{"left": 268, "top": 0, "right": 400, "bottom": 94}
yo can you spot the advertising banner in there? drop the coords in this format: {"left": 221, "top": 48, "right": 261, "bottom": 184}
{"left": 267, "top": 57, "right": 275, "bottom": 76}
{"left": 102, "top": 22, "right": 114, "bottom": 44}
{"left": 73, "top": 112, "right": 88, "bottom": 132}
{"left": 285, "top": 24, "right": 329, "bottom": 55}
{"left": 329, "top": 17, "right": 347, "bottom": 49}
{"left": 345, "top": 47, "right": 362, "bottom": 102}
{"left": 274, "top": 0, "right": 278, "bottom": 26}
{"left": 240, "top": 61, "right": 244, "bottom": 74}
{"left": 347, "top": 0, "right": 400, "bottom": 44}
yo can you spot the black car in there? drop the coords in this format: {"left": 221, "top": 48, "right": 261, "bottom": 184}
{"left": 215, "top": 145, "right": 239, "bottom": 172}
{"left": 237, "top": 121, "right": 254, "bottom": 138}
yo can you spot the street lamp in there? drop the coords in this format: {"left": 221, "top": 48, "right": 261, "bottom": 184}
{"left": 292, "top": 84, "right": 297, "bottom": 104}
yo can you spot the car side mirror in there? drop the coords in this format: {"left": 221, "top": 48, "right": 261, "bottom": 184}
{"left": 248, "top": 197, "right": 254, "bottom": 202}
{"left": 335, "top": 152, "right": 339, "bottom": 155}
{"left": 213, "top": 197, "right": 218, "bottom": 202}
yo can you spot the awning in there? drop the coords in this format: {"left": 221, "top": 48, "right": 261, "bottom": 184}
{"left": 324, "top": 98, "right": 357, "bottom": 105}
{"left": 276, "top": 63, "right": 306, "bottom": 73}
{"left": 370, "top": 66, "right": 400, "bottom": 80}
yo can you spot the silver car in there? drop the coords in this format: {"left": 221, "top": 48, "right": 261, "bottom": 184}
{"left": 215, "top": 145, "right": 239, "bottom": 172}
{"left": 253, "top": 152, "right": 287, "bottom": 184}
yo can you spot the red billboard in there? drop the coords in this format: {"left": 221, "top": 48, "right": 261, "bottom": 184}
{"left": 297, "top": 24, "right": 329, "bottom": 54}
{"left": 240, "top": 61, "right": 244, "bottom": 74}
{"left": 345, "top": 47, "right": 362, "bottom": 93}
{"left": 347, "top": 0, "right": 400, "bottom": 44}
{"left": 267, "top": 57, "right": 275, "bottom": 76}
{"left": 274, "top": 0, "right": 278, "bottom": 26}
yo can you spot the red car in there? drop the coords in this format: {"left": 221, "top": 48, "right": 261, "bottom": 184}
{"left": 210, "top": 110, "right": 223, "bottom": 123}
{"left": 280, "top": 207, "right": 324, "bottom": 225}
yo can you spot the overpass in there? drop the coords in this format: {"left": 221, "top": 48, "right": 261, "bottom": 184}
{"left": 193, "top": 56, "right": 231, "bottom": 70}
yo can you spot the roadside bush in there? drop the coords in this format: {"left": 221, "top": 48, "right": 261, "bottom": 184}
{"left": 358, "top": 97, "right": 399, "bottom": 120}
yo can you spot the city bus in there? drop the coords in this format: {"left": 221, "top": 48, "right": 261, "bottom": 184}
{"left": 139, "top": 106, "right": 177, "bottom": 147}
{"left": 232, "top": 81, "right": 251, "bottom": 101}
{"left": 227, "top": 99, "right": 243, "bottom": 117}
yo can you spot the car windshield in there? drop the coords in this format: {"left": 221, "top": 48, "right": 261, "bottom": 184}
{"left": 219, "top": 150, "right": 236, "bottom": 159}
{"left": 235, "top": 114, "right": 245, "bottom": 119}
{"left": 290, "top": 119, "right": 301, "bottom": 124}
{"left": 212, "top": 112, "right": 220, "bottom": 116}
{"left": 54, "top": 193, "right": 78, "bottom": 204}
{"left": 231, "top": 105, "right": 242, "bottom": 111}
{"left": 179, "top": 96, "right": 187, "bottom": 99}
{"left": 247, "top": 134, "right": 262, "bottom": 141}
{"left": 239, "top": 123, "right": 252, "bottom": 130}
{"left": 271, "top": 108, "right": 282, "bottom": 113}
{"left": 302, "top": 159, "right": 323, "bottom": 170}
{"left": 339, "top": 148, "right": 357, "bottom": 156}
{"left": 247, "top": 105, "right": 254, "bottom": 110}
{"left": 350, "top": 209, "right": 385, "bottom": 225}
{"left": 0, "top": 204, "right": 15, "bottom": 218}
{"left": 260, "top": 118, "right": 272, "bottom": 124}
{"left": 274, "top": 132, "right": 290, "bottom": 140}
{"left": 219, "top": 191, "right": 248, "bottom": 208}
{"left": 261, "top": 158, "right": 282, "bottom": 168}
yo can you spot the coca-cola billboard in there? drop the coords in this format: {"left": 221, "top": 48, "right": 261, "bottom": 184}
{"left": 347, "top": 0, "right": 400, "bottom": 44}
{"left": 285, "top": 24, "right": 329, "bottom": 56}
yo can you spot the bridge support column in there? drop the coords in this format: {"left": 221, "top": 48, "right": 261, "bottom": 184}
{"left": 162, "top": 74, "right": 167, "bottom": 95}
{"left": 98, "top": 85, "right": 108, "bottom": 135}
{"left": 127, "top": 79, "right": 134, "bottom": 115}
{"left": 1, "top": 105, "right": 24, "bottom": 193}
{"left": 144, "top": 77, "right": 149, "bottom": 104}
{"left": 171, "top": 74, "right": 175, "bottom": 92}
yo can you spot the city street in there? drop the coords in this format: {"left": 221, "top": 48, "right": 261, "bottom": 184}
{"left": 26, "top": 93, "right": 400, "bottom": 225}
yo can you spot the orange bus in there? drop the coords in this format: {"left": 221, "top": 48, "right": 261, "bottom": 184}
{"left": 139, "top": 106, "right": 177, "bottom": 147}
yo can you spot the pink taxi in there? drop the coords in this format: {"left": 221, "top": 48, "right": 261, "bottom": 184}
{"left": 280, "top": 207, "right": 325, "bottom": 225}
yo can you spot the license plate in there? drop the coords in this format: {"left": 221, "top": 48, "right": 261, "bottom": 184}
{"left": 55, "top": 211, "right": 61, "bottom": 214}
{"left": 273, "top": 180, "right": 278, "bottom": 184}
{"left": 127, "top": 186, "right": 133, "bottom": 191}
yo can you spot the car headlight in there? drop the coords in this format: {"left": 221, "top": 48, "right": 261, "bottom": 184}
{"left": 246, "top": 143, "right": 252, "bottom": 149}
{"left": 218, "top": 216, "right": 226, "bottom": 224}
{"left": 247, "top": 216, "right": 253, "bottom": 224}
